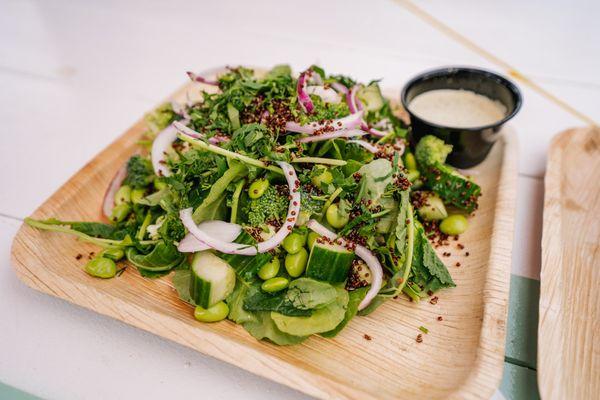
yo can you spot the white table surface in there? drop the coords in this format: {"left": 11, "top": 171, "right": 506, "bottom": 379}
{"left": 1, "top": 0, "right": 598, "bottom": 399}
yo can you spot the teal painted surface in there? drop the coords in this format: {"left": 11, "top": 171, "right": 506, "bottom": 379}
{"left": 505, "top": 275, "right": 539, "bottom": 369}
{"left": 0, "top": 382, "right": 41, "bottom": 400}
{"left": 500, "top": 362, "right": 540, "bottom": 400}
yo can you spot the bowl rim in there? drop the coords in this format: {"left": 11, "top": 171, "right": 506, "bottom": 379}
{"left": 400, "top": 66, "right": 523, "bottom": 131}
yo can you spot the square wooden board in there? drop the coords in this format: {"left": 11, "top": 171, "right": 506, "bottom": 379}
{"left": 11, "top": 78, "right": 518, "bottom": 400}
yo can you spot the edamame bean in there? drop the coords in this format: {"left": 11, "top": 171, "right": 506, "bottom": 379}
{"left": 114, "top": 185, "right": 131, "bottom": 205}
{"left": 110, "top": 203, "right": 131, "bottom": 223}
{"left": 85, "top": 257, "right": 117, "bottom": 279}
{"left": 417, "top": 193, "right": 448, "bottom": 221}
{"left": 326, "top": 203, "right": 349, "bottom": 229}
{"left": 154, "top": 178, "right": 168, "bottom": 191}
{"left": 404, "top": 152, "right": 418, "bottom": 171}
{"left": 248, "top": 179, "right": 269, "bottom": 199}
{"left": 285, "top": 248, "right": 308, "bottom": 277}
{"left": 439, "top": 214, "right": 468, "bottom": 235}
{"left": 307, "top": 231, "right": 320, "bottom": 250}
{"left": 258, "top": 258, "right": 280, "bottom": 280}
{"left": 406, "top": 169, "right": 420, "bottom": 183}
{"left": 311, "top": 166, "right": 333, "bottom": 187}
{"left": 194, "top": 301, "right": 229, "bottom": 323}
{"left": 100, "top": 248, "right": 125, "bottom": 261}
{"left": 261, "top": 277, "right": 289, "bottom": 293}
{"left": 130, "top": 188, "right": 146, "bottom": 204}
{"left": 282, "top": 232, "right": 307, "bottom": 254}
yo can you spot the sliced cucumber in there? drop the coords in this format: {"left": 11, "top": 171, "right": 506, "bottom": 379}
{"left": 190, "top": 251, "right": 236, "bottom": 308}
{"left": 306, "top": 242, "right": 355, "bottom": 283}
{"left": 357, "top": 84, "right": 385, "bottom": 111}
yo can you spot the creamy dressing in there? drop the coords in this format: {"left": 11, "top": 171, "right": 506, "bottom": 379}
{"left": 409, "top": 89, "right": 507, "bottom": 128}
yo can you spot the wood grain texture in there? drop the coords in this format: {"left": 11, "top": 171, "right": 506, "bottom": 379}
{"left": 539, "top": 127, "right": 600, "bottom": 400}
{"left": 10, "top": 77, "right": 518, "bottom": 400}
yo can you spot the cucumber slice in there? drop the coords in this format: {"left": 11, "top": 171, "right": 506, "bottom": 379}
{"left": 306, "top": 242, "right": 355, "bottom": 283}
{"left": 357, "top": 84, "right": 385, "bottom": 111}
{"left": 271, "top": 287, "right": 349, "bottom": 336}
{"left": 190, "top": 251, "right": 236, "bottom": 308}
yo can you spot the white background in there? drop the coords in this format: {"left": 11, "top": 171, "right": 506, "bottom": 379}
{"left": 1, "top": 0, "right": 598, "bottom": 398}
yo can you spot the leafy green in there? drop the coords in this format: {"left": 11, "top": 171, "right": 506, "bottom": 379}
{"left": 321, "top": 286, "right": 368, "bottom": 338}
{"left": 227, "top": 282, "right": 259, "bottom": 324}
{"left": 285, "top": 278, "right": 338, "bottom": 310}
{"left": 172, "top": 269, "right": 194, "bottom": 304}
{"left": 410, "top": 223, "right": 455, "bottom": 294}
{"left": 229, "top": 123, "right": 274, "bottom": 158}
{"left": 192, "top": 162, "right": 247, "bottom": 223}
{"left": 126, "top": 241, "right": 184, "bottom": 275}
{"left": 357, "top": 159, "right": 394, "bottom": 205}
{"left": 243, "top": 290, "right": 312, "bottom": 316}
{"left": 243, "top": 311, "right": 308, "bottom": 346}
{"left": 145, "top": 103, "right": 176, "bottom": 134}
{"left": 124, "top": 155, "right": 154, "bottom": 188}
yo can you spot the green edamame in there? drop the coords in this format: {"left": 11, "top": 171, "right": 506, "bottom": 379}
{"left": 154, "top": 178, "right": 168, "bottom": 191}
{"left": 406, "top": 169, "right": 420, "bottom": 183}
{"left": 417, "top": 193, "right": 448, "bottom": 221}
{"left": 261, "top": 277, "right": 289, "bottom": 293}
{"left": 311, "top": 166, "right": 333, "bottom": 187}
{"left": 404, "top": 152, "right": 418, "bottom": 171}
{"left": 85, "top": 257, "right": 117, "bottom": 279}
{"left": 326, "top": 203, "right": 349, "bottom": 229}
{"left": 114, "top": 185, "right": 131, "bottom": 205}
{"left": 439, "top": 214, "right": 468, "bottom": 235}
{"left": 130, "top": 188, "right": 146, "bottom": 204}
{"left": 258, "top": 258, "right": 280, "bottom": 280}
{"left": 194, "top": 301, "right": 229, "bottom": 323}
{"left": 307, "top": 231, "right": 320, "bottom": 250}
{"left": 285, "top": 248, "right": 308, "bottom": 277}
{"left": 110, "top": 203, "right": 131, "bottom": 223}
{"left": 100, "top": 247, "right": 125, "bottom": 261}
{"left": 248, "top": 179, "right": 269, "bottom": 199}
{"left": 282, "top": 232, "right": 307, "bottom": 254}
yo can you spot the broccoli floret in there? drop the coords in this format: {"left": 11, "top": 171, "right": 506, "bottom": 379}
{"left": 145, "top": 103, "right": 176, "bottom": 134}
{"left": 415, "top": 135, "right": 452, "bottom": 167}
{"left": 157, "top": 214, "right": 186, "bottom": 243}
{"left": 246, "top": 185, "right": 288, "bottom": 226}
{"left": 124, "top": 155, "right": 154, "bottom": 188}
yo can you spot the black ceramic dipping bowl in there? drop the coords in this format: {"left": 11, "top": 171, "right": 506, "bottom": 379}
{"left": 401, "top": 67, "right": 522, "bottom": 168}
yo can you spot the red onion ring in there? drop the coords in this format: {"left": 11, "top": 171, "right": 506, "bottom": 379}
{"left": 347, "top": 139, "right": 379, "bottom": 153}
{"left": 285, "top": 110, "right": 364, "bottom": 135}
{"left": 186, "top": 71, "right": 219, "bottom": 86}
{"left": 297, "top": 129, "right": 366, "bottom": 143}
{"left": 297, "top": 70, "right": 314, "bottom": 114}
{"left": 306, "top": 219, "right": 383, "bottom": 311}
{"left": 330, "top": 82, "right": 348, "bottom": 95}
{"left": 305, "top": 86, "right": 340, "bottom": 104}
{"left": 177, "top": 220, "right": 242, "bottom": 253}
{"left": 102, "top": 163, "right": 128, "bottom": 218}
{"left": 179, "top": 161, "right": 301, "bottom": 255}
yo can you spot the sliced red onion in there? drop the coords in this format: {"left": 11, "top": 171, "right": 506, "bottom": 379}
{"left": 177, "top": 220, "right": 242, "bottom": 253}
{"left": 297, "top": 129, "right": 366, "bottom": 143}
{"left": 297, "top": 71, "right": 314, "bottom": 114}
{"left": 305, "top": 86, "right": 341, "bottom": 104}
{"left": 208, "top": 135, "right": 230, "bottom": 144}
{"left": 348, "top": 139, "right": 379, "bottom": 153}
{"left": 179, "top": 161, "right": 301, "bottom": 255}
{"left": 285, "top": 110, "right": 364, "bottom": 135}
{"left": 363, "top": 126, "right": 388, "bottom": 137}
{"left": 307, "top": 70, "right": 323, "bottom": 85}
{"left": 151, "top": 123, "right": 181, "bottom": 177}
{"left": 347, "top": 85, "right": 364, "bottom": 114}
{"left": 186, "top": 71, "right": 219, "bottom": 86}
{"left": 102, "top": 163, "right": 128, "bottom": 218}
{"left": 373, "top": 118, "right": 392, "bottom": 129}
{"left": 330, "top": 82, "right": 348, "bottom": 95}
{"left": 306, "top": 219, "right": 383, "bottom": 311}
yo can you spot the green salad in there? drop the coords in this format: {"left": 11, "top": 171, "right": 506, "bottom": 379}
{"left": 26, "top": 65, "right": 481, "bottom": 345}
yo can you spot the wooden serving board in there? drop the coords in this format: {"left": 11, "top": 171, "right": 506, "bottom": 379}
{"left": 11, "top": 77, "right": 517, "bottom": 400}
{"left": 539, "top": 127, "right": 600, "bottom": 400}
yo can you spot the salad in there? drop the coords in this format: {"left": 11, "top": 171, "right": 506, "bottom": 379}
{"left": 26, "top": 65, "right": 481, "bottom": 345}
